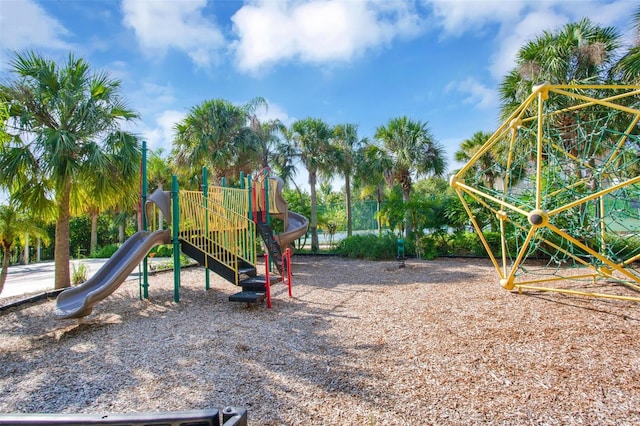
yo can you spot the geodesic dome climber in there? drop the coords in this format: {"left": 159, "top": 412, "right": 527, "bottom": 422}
{"left": 450, "top": 83, "right": 640, "bottom": 302}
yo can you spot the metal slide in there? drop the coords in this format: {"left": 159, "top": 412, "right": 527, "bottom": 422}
{"left": 54, "top": 229, "right": 171, "bottom": 320}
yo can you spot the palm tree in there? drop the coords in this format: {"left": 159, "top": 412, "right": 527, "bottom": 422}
{"left": 614, "top": 6, "right": 640, "bottom": 83}
{"left": 290, "top": 118, "right": 334, "bottom": 252}
{"left": 498, "top": 18, "right": 624, "bottom": 189}
{"left": 455, "top": 131, "right": 500, "bottom": 189}
{"left": 173, "top": 97, "right": 266, "bottom": 184}
{"left": 0, "top": 202, "right": 50, "bottom": 295}
{"left": 331, "top": 123, "right": 366, "bottom": 237}
{"left": 0, "top": 51, "right": 140, "bottom": 289}
{"left": 374, "top": 116, "right": 447, "bottom": 237}
{"left": 500, "top": 18, "right": 621, "bottom": 119}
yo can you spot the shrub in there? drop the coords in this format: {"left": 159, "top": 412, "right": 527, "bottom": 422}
{"left": 90, "top": 244, "right": 119, "bottom": 258}
{"left": 335, "top": 233, "right": 397, "bottom": 260}
{"left": 415, "top": 235, "right": 439, "bottom": 260}
{"left": 72, "top": 262, "right": 88, "bottom": 284}
{"left": 150, "top": 244, "right": 174, "bottom": 257}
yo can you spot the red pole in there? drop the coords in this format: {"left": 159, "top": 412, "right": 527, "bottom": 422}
{"left": 285, "top": 248, "right": 292, "bottom": 297}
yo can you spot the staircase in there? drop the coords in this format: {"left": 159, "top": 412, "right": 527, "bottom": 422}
{"left": 228, "top": 220, "right": 288, "bottom": 305}
{"left": 180, "top": 225, "right": 286, "bottom": 306}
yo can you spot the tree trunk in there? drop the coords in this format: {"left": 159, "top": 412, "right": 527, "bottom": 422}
{"left": 119, "top": 224, "right": 125, "bottom": 244}
{"left": 90, "top": 212, "right": 98, "bottom": 255}
{"left": 54, "top": 177, "right": 72, "bottom": 289}
{"left": 377, "top": 183, "right": 384, "bottom": 237}
{"left": 37, "top": 238, "right": 41, "bottom": 263}
{"left": 0, "top": 246, "right": 11, "bottom": 295}
{"left": 345, "top": 174, "right": 352, "bottom": 237}
{"left": 309, "top": 170, "right": 319, "bottom": 252}
{"left": 402, "top": 189, "right": 412, "bottom": 239}
{"left": 23, "top": 233, "right": 29, "bottom": 265}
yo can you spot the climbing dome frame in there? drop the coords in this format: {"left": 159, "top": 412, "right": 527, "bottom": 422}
{"left": 451, "top": 83, "right": 640, "bottom": 302}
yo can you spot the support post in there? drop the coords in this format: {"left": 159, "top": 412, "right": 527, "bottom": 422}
{"left": 172, "top": 175, "right": 181, "bottom": 302}
{"left": 285, "top": 247, "right": 292, "bottom": 297}
{"left": 141, "top": 141, "right": 149, "bottom": 299}
{"left": 203, "top": 167, "right": 210, "bottom": 291}
{"left": 265, "top": 252, "right": 272, "bottom": 309}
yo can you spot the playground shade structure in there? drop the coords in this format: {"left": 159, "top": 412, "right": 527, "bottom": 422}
{"left": 451, "top": 83, "right": 640, "bottom": 302}
{"left": 53, "top": 229, "right": 171, "bottom": 319}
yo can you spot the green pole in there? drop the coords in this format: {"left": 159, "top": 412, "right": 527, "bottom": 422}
{"left": 247, "top": 174, "right": 254, "bottom": 263}
{"left": 264, "top": 170, "right": 270, "bottom": 226}
{"left": 263, "top": 170, "right": 272, "bottom": 272}
{"left": 141, "top": 140, "right": 149, "bottom": 299}
{"left": 172, "top": 175, "right": 181, "bottom": 302}
{"left": 203, "top": 167, "right": 210, "bottom": 291}
{"left": 247, "top": 174, "right": 252, "bottom": 219}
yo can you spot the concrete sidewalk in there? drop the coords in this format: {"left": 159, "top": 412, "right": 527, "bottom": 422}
{"left": 1, "top": 258, "right": 172, "bottom": 299}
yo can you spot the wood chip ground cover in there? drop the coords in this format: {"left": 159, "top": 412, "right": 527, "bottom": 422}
{"left": 0, "top": 256, "right": 639, "bottom": 425}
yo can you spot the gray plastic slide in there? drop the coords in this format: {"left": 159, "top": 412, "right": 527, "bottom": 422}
{"left": 54, "top": 229, "right": 171, "bottom": 320}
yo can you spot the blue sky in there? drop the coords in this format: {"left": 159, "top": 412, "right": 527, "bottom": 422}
{"left": 0, "top": 0, "right": 636, "bottom": 188}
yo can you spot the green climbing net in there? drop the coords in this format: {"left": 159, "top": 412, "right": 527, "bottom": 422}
{"left": 451, "top": 83, "right": 640, "bottom": 301}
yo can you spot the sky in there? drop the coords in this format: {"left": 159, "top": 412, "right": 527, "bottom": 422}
{"left": 0, "top": 0, "right": 637, "bottom": 190}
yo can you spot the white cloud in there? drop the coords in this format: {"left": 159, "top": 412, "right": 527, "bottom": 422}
{"left": 489, "top": 8, "right": 569, "bottom": 79}
{"left": 424, "top": 0, "right": 632, "bottom": 80}
{"left": 425, "top": 0, "right": 523, "bottom": 37}
{"left": 231, "top": 0, "right": 425, "bottom": 73}
{"left": 255, "top": 101, "right": 294, "bottom": 126}
{"left": 0, "top": 0, "right": 72, "bottom": 55}
{"left": 121, "top": 0, "right": 225, "bottom": 68}
{"left": 137, "top": 110, "right": 186, "bottom": 151}
{"left": 446, "top": 77, "right": 498, "bottom": 110}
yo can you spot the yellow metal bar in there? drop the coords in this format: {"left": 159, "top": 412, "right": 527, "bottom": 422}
{"left": 515, "top": 284, "right": 640, "bottom": 302}
{"left": 548, "top": 175, "right": 640, "bottom": 217}
{"left": 499, "top": 214, "right": 508, "bottom": 279}
{"left": 602, "top": 114, "right": 640, "bottom": 171}
{"left": 599, "top": 195, "right": 606, "bottom": 256}
{"left": 548, "top": 84, "right": 640, "bottom": 90}
{"left": 455, "top": 188, "right": 504, "bottom": 278}
{"left": 519, "top": 86, "right": 640, "bottom": 125}
{"left": 454, "top": 180, "right": 530, "bottom": 217}
{"left": 551, "top": 87, "right": 640, "bottom": 117}
{"left": 622, "top": 252, "right": 640, "bottom": 266}
{"left": 546, "top": 222, "right": 640, "bottom": 285}
{"left": 502, "top": 126, "right": 518, "bottom": 199}
{"left": 502, "top": 226, "right": 538, "bottom": 289}
{"left": 455, "top": 88, "right": 540, "bottom": 177}
{"left": 514, "top": 273, "right": 601, "bottom": 286}
{"left": 535, "top": 89, "right": 545, "bottom": 211}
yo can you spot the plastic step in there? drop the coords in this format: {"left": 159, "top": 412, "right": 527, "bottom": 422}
{"left": 238, "top": 266, "right": 257, "bottom": 277}
{"left": 229, "top": 291, "right": 265, "bottom": 304}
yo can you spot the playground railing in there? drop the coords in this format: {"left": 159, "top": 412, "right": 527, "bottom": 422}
{"left": 207, "top": 186, "right": 250, "bottom": 219}
{"left": 179, "top": 191, "right": 256, "bottom": 277}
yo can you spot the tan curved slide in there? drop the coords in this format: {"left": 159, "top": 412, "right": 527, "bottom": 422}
{"left": 54, "top": 229, "right": 171, "bottom": 320}
{"left": 276, "top": 211, "right": 309, "bottom": 249}
{"left": 268, "top": 176, "right": 309, "bottom": 249}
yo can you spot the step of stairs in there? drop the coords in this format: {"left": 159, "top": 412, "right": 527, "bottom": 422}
{"left": 239, "top": 275, "right": 282, "bottom": 292}
{"left": 228, "top": 291, "right": 265, "bottom": 304}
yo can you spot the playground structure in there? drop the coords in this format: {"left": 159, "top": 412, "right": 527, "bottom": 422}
{"left": 54, "top": 159, "right": 308, "bottom": 320}
{"left": 451, "top": 83, "right": 640, "bottom": 302}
